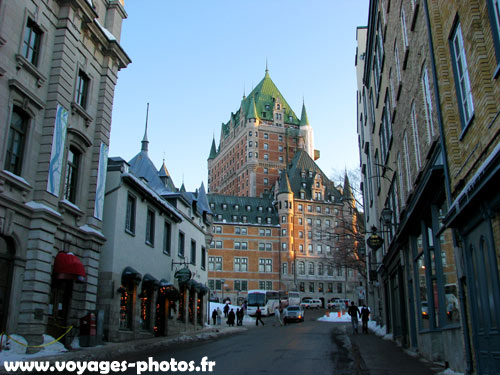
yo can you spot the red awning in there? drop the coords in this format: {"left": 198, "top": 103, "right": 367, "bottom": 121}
{"left": 53, "top": 252, "right": 86, "bottom": 282}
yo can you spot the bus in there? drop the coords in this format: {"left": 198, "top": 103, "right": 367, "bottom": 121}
{"left": 247, "top": 290, "right": 280, "bottom": 316}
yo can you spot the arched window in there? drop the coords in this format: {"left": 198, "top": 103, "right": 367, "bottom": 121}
{"left": 309, "top": 262, "right": 314, "bottom": 275}
{"left": 298, "top": 261, "right": 305, "bottom": 275}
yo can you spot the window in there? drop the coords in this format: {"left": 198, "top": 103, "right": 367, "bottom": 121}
{"left": 259, "top": 242, "right": 265, "bottom": 251}
{"left": 22, "top": 19, "right": 42, "bottom": 65}
{"left": 308, "top": 244, "right": 313, "bottom": 253}
{"left": 403, "top": 132, "right": 412, "bottom": 192}
{"left": 234, "top": 241, "right": 241, "bottom": 249}
{"left": 316, "top": 219, "right": 321, "bottom": 227}
{"left": 309, "top": 263, "right": 314, "bottom": 275}
{"left": 265, "top": 243, "right": 272, "bottom": 251}
{"left": 178, "top": 231, "right": 185, "bottom": 256}
{"left": 298, "top": 204, "right": 303, "bottom": 212}
{"left": 337, "top": 283, "right": 343, "bottom": 294}
{"left": 241, "top": 227, "right": 247, "bottom": 235}
{"left": 5, "top": 107, "right": 28, "bottom": 176}
{"left": 327, "top": 265, "right": 333, "bottom": 276}
{"left": 249, "top": 141, "right": 253, "bottom": 147}
{"left": 282, "top": 263, "right": 288, "bottom": 275}
{"left": 395, "top": 42, "right": 402, "bottom": 84}
{"left": 318, "top": 283, "right": 324, "bottom": 293}
{"left": 451, "top": 23, "right": 474, "bottom": 126}
{"left": 410, "top": 102, "right": 422, "bottom": 169}
{"left": 308, "top": 231, "right": 312, "bottom": 239}
{"left": 298, "top": 217, "right": 303, "bottom": 225}
{"left": 279, "top": 156, "right": 283, "bottom": 162}
{"left": 208, "top": 256, "right": 222, "bottom": 271}
{"left": 75, "top": 70, "right": 90, "bottom": 109}
{"left": 234, "top": 280, "right": 248, "bottom": 291}
{"left": 264, "top": 178, "right": 268, "bottom": 185}
{"left": 265, "top": 229, "right": 271, "bottom": 236}
{"left": 299, "top": 231, "right": 304, "bottom": 238}
{"left": 259, "top": 259, "right": 272, "bottom": 272}
{"left": 63, "top": 146, "right": 80, "bottom": 203}
{"left": 264, "top": 133, "right": 269, "bottom": 139}
{"left": 307, "top": 205, "right": 312, "bottom": 212}
{"left": 146, "top": 209, "right": 155, "bottom": 246}
{"left": 299, "top": 282, "right": 305, "bottom": 292}
{"left": 487, "top": 0, "right": 500, "bottom": 64}
{"left": 299, "top": 244, "right": 304, "bottom": 253}
{"left": 298, "top": 261, "right": 305, "bottom": 275}
{"left": 264, "top": 143, "right": 269, "bottom": 150}
{"left": 309, "top": 282, "right": 315, "bottom": 293}
{"left": 163, "top": 222, "right": 171, "bottom": 254}
{"left": 325, "top": 219, "right": 331, "bottom": 227}
{"left": 190, "top": 240, "right": 196, "bottom": 265}
{"left": 234, "top": 257, "right": 248, "bottom": 272}
{"left": 279, "top": 135, "right": 283, "bottom": 141}
{"left": 264, "top": 154, "right": 269, "bottom": 160}
{"left": 125, "top": 194, "right": 136, "bottom": 234}
{"left": 421, "top": 67, "right": 435, "bottom": 141}
{"left": 282, "top": 228, "right": 287, "bottom": 236}
{"left": 282, "top": 242, "right": 287, "bottom": 250}
{"left": 401, "top": 6, "right": 409, "bottom": 52}
{"left": 201, "top": 247, "right": 206, "bottom": 269}
{"left": 317, "top": 244, "right": 322, "bottom": 254}
{"left": 214, "top": 226, "right": 222, "bottom": 234}
{"left": 278, "top": 145, "right": 283, "bottom": 152}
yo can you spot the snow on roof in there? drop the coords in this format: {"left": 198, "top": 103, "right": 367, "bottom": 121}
{"left": 95, "top": 19, "right": 117, "bottom": 41}
{"left": 25, "top": 201, "right": 61, "bottom": 217}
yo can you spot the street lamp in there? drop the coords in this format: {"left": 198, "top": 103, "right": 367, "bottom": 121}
{"left": 221, "top": 279, "right": 225, "bottom": 302}
{"left": 381, "top": 207, "right": 393, "bottom": 226}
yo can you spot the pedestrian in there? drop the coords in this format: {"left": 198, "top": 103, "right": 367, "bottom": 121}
{"left": 255, "top": 307, "right": 265, "bottom": 326}
{"left": 211, "top": 309, "right": 217, "bottom": 325}
{"left": 348, "top": 301, "right": 361, "bottom": 334}
{"left": 223, "top": 303, "right": 229, "bottom": 318}
{"left": 227, "top": 309, "right": 235, "bottom": 327}
{"left": 360, "top": 305, "right": 370, "bottom": 334}
{"left": 217, "top": 307, "right": 222, "bottom": 325}
{"left": 236, "top": 308, "right": 243, "bottom": 326}
{"left": 274, "top": 306, "right": 283, "bottom": 326}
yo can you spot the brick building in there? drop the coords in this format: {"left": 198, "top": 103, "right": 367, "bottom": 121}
{"left": 0, "top": 0, "right": 130, "bottom": 347}
{"left": 208, "top": 150, "right": 364, "bottom": 306}
{"left": 357, "top": 0, "right": 500, "bottom": 373}
{"left": 207, "top": 68, "right": 315, "bottom": 198}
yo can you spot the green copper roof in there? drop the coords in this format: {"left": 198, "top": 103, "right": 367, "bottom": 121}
{"left": 278, "top": 172, "right": 292, "bottom": 194}
{"left": 208, "top": 194, "right": 278, "bottom": 225}
{"left": 300, "top": 102, "right": 309, "bottom": 126}
{"left": 343, "top": 172, "right": 355, "bottom": 202}
{"left": 247, "top": 95, "right": 258, "bottom": 119}
{"left": 208, "top": 138, "right": 217, "bottom": 160}
{"left": 240, "top": 71, "right": 300, "bottom": 124}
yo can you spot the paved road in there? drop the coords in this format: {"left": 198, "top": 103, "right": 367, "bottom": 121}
{"left": 119, "top": 309, "right": 353, "bottom": 375}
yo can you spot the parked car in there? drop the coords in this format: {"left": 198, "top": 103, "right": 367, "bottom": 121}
{"left": 301, "top": 298, "right": 322, "bottom": 309}
{"left": 283, "top": 305, "right": 305, "bottom": 323}
{"left": 330, "top": 299, "right": 351, "bottom": 310}
{"left": 327, "top": 298, "right": 340, "bottom": 309}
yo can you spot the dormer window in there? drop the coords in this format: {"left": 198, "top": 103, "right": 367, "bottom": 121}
{"left": 268, "top": 207, "right": 272, "bottom": 212}
{"left": 258, "top": 206, "right": 263, "bottom": 212}
{"left": 289, "top": 116, "right": 293, "bottom": 121}
{"left": 301, "top": 172, "right": 306, "bottom": 179}
{"left": 210, "top": 203, "right": 215, "bottom": 209}
{"left": 257, "top": 217, "right": 262, "bottom": 223}
{"left": 265, "top": 104, "right": 270, "bottom": 110}
{"left": 222, "top": 204, "right": 228, "bottom": 210}
{"left": 234, "top": 204, "right": 239, "bottom": 210}
{"left": 277, "top": 104, "right": 281, "bottom": 110}
{"left": 246, "top": 205, "right": 251, "bottom": 211}
{"left": 308, "top": 171, "right": 313, "bottom": 178}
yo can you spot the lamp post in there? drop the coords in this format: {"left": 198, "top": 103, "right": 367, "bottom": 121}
{"left": 221, "top": 279, "right": 225, "bottom": 302}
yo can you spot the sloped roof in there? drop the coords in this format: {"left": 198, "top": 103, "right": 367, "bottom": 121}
{"left": 208, "top": 138, "right": 217, "bottom": 159}
{"left": 300, "top": 102, "right": 310, "bottom": 126}
{"left": 286, "top": 150, "right": 343, "bottom": 202}
{"left": 208, "top": 194, "right": 278, "bottom": 225}
{"left": 278, "top": 172, "right": 292, "bottom": 194}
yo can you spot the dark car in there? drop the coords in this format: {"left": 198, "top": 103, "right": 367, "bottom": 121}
{"left": 283, "top": 305, "right": 305, "bottom": 324}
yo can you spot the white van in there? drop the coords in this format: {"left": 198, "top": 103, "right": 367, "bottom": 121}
{"left": 301, "top": 298, "right": 322, "bottom": 309}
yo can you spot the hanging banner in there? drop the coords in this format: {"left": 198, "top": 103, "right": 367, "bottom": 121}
{"left": 47, "top": 104, "right": 69, "bottom": 196}
{"left": 94, "top": 142, "right": 109, "bottom": 220}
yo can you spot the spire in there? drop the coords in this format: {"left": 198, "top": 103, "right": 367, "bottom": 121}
{"left": 343, "top": 172, "right": 355, "bottom": 202}
{"left": 278, "top": 171, "right": 292, "bottom": 194}
{"left": 208, "top": 137, "right": 217, "bottom": 160}
{"left": 141, "top": 103, "right": 150, "bottom": 152}
{"left": 300, "top": 100, "right": 309, "bottom": 126}
{"left": 265, "top": 58, "right": 269, "bottom": 76}
{"left": 247, "top": 94, "right": 258, "bottom": 120}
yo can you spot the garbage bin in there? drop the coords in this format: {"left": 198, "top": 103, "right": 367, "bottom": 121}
{"left": 79, "top": 312, "right": 97, "bottom": 347}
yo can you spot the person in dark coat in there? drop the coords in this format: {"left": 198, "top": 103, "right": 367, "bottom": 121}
{"left": 227, "top": 309, "right": 236, "bottom": 327}
{"left": 236, "top": 308, "right": 242, "bottom": 326}
{"left": 348, "top": 301, "right": 361, "bottom": 334}
{"left": 360, "top": 305, "right": 370, "bottom": 333}
{"left": 223, "top": 303, "right": 229, "bottom": 318}
{"left": 255, "top": 307, "right": 265, "bottom": 326}
{"left": 211, "top": 309, "right": 217, "bottom": 325}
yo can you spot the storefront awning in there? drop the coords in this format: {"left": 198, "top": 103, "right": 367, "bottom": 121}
{"left": 159, "top": 278, "right": 179, "bottom": 301}
{"left": 121, "top": 266, "right": 142, "bottom": 285}
{"left": 142, "top": 273, "right": 159, "bottom": 288}
{"left": 53, "top": 252, "right": 86, "bottom": 282}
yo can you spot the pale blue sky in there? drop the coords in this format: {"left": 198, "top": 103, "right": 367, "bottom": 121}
{"left": 110, "top": 1, "right": 369, "bottom": 192}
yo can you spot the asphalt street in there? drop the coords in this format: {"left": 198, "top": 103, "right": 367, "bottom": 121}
{"left": 118, "top": 309, "right": 352, "bottom": 375}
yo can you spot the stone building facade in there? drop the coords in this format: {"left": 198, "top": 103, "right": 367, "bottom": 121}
{"left": 357, "top": 0, "right": 500, "bottom": 373}
{"left": 99, "top": 132, "right": 211, "bottom": 342}
{"left": 0, "top": 0, "right": 129, "bottom": 347}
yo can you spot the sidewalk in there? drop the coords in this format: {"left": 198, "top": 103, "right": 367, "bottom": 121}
{"left": 0, "top": 325, "right": 246, "bottom": 374}
{"left": 348, "top": 328, "right": 446, "bottom": 375}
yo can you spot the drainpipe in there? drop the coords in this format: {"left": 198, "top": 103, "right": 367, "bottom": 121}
{"left": 423, "top": 1, "right": 472, "bottom": 373}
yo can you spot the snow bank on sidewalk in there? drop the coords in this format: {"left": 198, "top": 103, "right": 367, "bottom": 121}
{"left": 317, "top": 311, "right": 352, "bottom": 322}
{"left": 0, "top": 334, "right": 68, "bottom": 362}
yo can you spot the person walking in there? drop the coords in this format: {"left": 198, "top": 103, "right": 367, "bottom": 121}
{"left": 255, "top": 307, "right": 265, "bottom": 326}
{"left": 360, "top": 305, "right": 370, "bottom": 334}
{"left": 236, "top": 308, "right": 243, "bottom": 326}
{"left": 348, "top": 301, "right": 361, "bottom": 334}
{"left": 211, "top": 309, "right": 217, "bottom": 325}
{"left": 274, "top": 307, "right": 283, "bottom": 326}
{"left": 223, "top": 303, "right": 229, "bottom": 318}
{"left": 217, "top": 307, "right": 222, "bottom": 325}
{"left": 227, "top": 309, "right": 235, "bottom": 327}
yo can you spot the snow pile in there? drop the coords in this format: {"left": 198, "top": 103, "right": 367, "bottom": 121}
{"left": 317, "top": 311, "right": 352, "bottom": 322}
{"left": 0, "top": 334, "right": 68, "bottom": 362}
{"left": 436, "top": 369, "right": 464, "bottom": 375}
